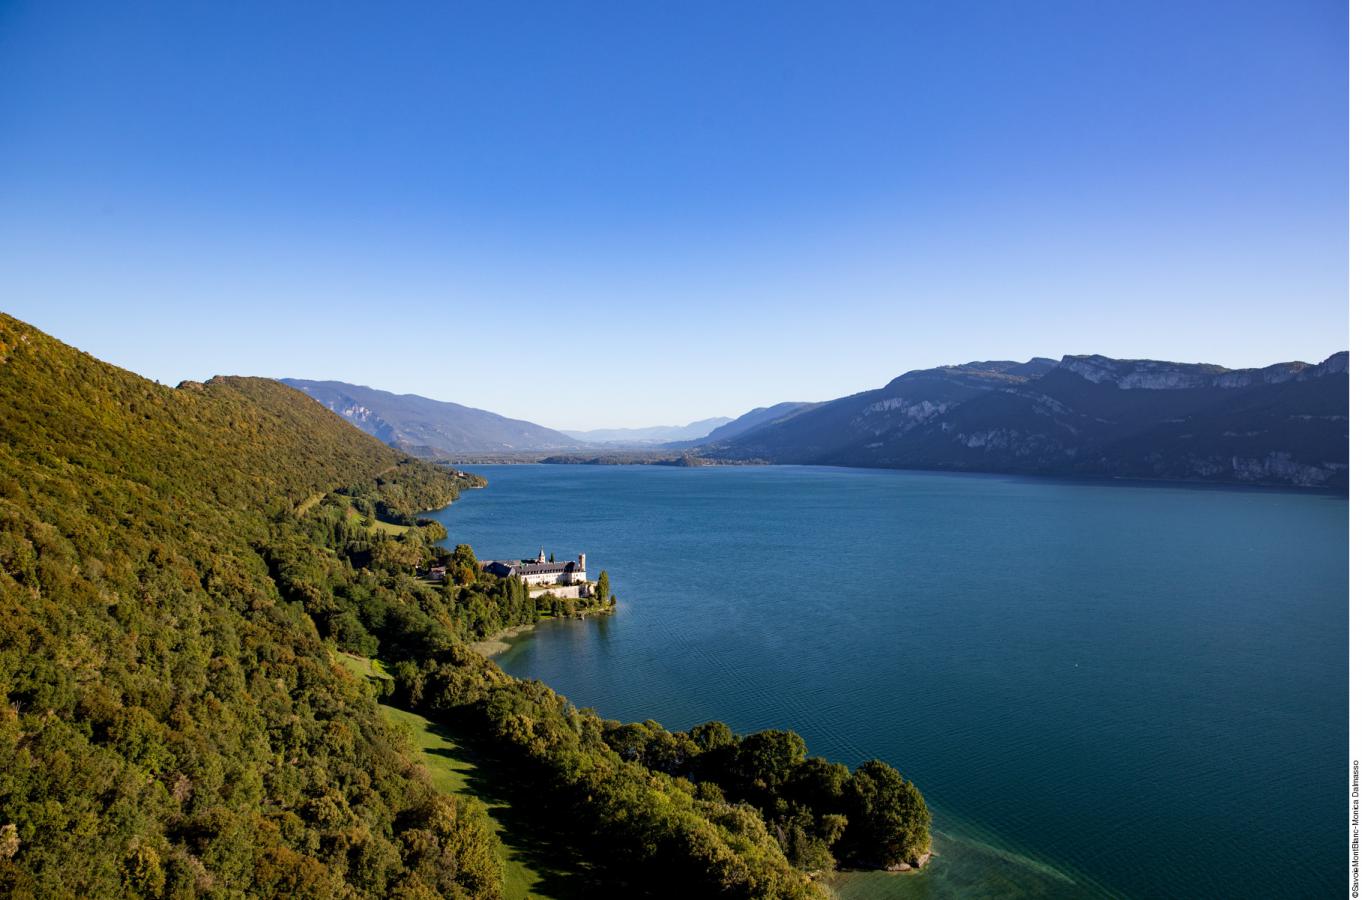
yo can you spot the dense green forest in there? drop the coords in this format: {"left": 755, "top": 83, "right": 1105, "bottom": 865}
{"left": 0, "top": 314, "right": 929, "bottom": 898}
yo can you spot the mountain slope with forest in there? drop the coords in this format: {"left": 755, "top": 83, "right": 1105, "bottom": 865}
{"left": 699, "top": 354, "right": 1348, "bottom": 488}
{"left": 0, "top": 315, "right": 930, "bottom": 898}
{"left": 0, "top": 316, "right": 505, "bottom": 898}
{"left": 280, "top": 379, "right": 582, "bottom": 456}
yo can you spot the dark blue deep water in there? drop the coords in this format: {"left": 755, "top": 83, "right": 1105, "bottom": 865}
{"left": 428, "top": 465, "right": 1346, "bottom": 898}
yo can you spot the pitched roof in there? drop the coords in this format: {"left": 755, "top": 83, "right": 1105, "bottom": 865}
{"left": 484, "top": 559, "right": 582, "bottom": 575}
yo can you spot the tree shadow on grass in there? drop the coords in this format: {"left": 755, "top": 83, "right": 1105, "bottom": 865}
{"left": 402, "top": 711, "right": 631, "bottom": 900}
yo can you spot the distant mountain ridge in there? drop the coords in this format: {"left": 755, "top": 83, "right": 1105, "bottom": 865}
{"left": 1056, "top": 353, "right": 1346, "bottom": 389}
{"left": 664, "top": 402, "right": 821, "bottom": 449}
{"left": 280, "top": 379, "right": 582, "bottom": 455}
{"left": 562, "top": 417, "right": 732, "bottom": 445}
{"left": 697, "top": 353, "right": 1348, "bottom": 488}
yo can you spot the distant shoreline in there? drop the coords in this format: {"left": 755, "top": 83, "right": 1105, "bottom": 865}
{"left": 437, "top": 457, "right": 1349, "bottom": 495}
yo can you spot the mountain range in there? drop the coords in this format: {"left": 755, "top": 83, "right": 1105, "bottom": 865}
{"left": 279, "top": 379, "right": 583, "bottom": 455}
{"left": 278, "top": 379, "right": 750, "bottom": 455}
{"left": 561, "top": 417, "right": 732, "bottom": 445}
{"left": 664, "top": 402, "right": 821, "bottom": 448}
{"left": 283, "top": 351, "right": 1347, "bottom": 488}
{"left": 696, "top": 354, "right": 1348, "bottom": 488}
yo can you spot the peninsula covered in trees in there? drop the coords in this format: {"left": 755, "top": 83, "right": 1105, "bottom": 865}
{"left": 0, "top": 314, "right": 929, "bottom": 898}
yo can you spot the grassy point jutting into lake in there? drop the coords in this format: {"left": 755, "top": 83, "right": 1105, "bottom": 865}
{"left": 0, "top": 2, "right": 1350, "bottom": 898}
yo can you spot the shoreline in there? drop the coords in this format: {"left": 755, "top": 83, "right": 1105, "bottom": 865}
{"left": 442, "top": 459, "right": 1345, "bottom": 495}
{"left": 470, "top": 605, "right": 616, "bottom": 658}
{"left": 483, "top": 607, "right": 1102, "bottom": 896}
{"left": 448, "top": 531, "right": 1094, "bottom": 895}
{"left": 433, "top": 466, "right": 1325, "bottom": 899}
{"left": 468, "top": 622, "right": 538, "bottom": 657}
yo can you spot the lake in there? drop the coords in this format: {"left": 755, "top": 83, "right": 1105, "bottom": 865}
{"left": 426, "top": 464, "right": 1346, "bottom": 898}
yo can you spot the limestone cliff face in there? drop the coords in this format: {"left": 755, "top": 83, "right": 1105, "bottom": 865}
{"left": 701, "top": 353, "right": 1348, "bottom": 489}
{"left": 1057, "top": 353, "right": 1345, "bottom": 390}
{"left": 334, "top": 401, "right": 374, "bottom": 423}
{"left": 1191, "top": 452, "right": 1345, "bottom": 487}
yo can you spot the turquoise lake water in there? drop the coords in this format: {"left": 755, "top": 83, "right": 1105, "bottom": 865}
{"left": 427, "top": 465, "right": 1346, "bottom": 898}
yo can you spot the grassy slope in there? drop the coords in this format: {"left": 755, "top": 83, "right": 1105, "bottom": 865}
{"left": 333, "top": 651, "right": 394, "bottom": 683}
{"left": 331, "top": 650, "right": 583, "bottom": 900}
{"left": 344, "top": 504, "right": 412, "bottom": 535}
{"left": 378, "top": 706, "right": 546, "bottom": 900}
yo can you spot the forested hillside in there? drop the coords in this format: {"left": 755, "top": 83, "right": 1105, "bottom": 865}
{"left": 0, "top": 314, "right": 503, "bottom": 898}
{"left": 0, "top": 315, "right": 929, "bottom": 898}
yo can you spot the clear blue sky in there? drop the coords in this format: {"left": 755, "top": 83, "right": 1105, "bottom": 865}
{"left": 0, "top": 1, "right": 1346, "bottom": 429}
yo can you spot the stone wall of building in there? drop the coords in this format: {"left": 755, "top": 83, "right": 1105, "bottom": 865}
{"left": 528, "top": 582, "right": 595, "bottom": 600}
{"left": 521, "top": 571, "right": 588, "bottom": 586}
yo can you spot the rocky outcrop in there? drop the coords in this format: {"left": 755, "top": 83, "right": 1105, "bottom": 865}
{"left": 885, "top": 850, "right": 932, "bottom": 871}
{"left": 1191, "top": 453, "right": 1345, "bottom": 488}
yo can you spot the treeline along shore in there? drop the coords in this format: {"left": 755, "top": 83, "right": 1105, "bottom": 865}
{"left": 0, "top": 313, "right": 929, "bottom": 899}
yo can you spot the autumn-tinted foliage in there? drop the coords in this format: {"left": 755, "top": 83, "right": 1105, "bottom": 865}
{"left": 599, "top": 721, "right": 931, "bottom": 872}
{"left": 0, "top": 315, "right": 499, "bottom": 898}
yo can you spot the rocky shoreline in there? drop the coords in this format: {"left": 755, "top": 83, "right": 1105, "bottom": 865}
{"left": 884, "top": 849, "right": 932, "bottom": 871}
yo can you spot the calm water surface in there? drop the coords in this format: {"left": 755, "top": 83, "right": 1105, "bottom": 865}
{"left": 428, "top": 465, "right": 1346, "bottom": 898}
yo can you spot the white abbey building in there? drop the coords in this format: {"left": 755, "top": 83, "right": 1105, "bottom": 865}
{"left": 482, "top": 549, "right": 594, "bottom": 599}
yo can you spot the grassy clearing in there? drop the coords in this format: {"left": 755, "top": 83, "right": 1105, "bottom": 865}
{"left": 294, "top": 492, "right": 326, "bottom": 515}
{"left": 329, "top": 649, "right": 597, "bottom": 900}
{"left": 379, "top": 704, "right": 600, "bottom": 900}
{"left": 333, "top": 651, "right": 392, "bottom": 683}
{"left": 344, "top": 504, "right": 411, "bottom": 535}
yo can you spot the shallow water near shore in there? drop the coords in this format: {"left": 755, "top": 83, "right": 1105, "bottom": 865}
{"left": 428, "top": 464, "right": 1346, "bottom": 898}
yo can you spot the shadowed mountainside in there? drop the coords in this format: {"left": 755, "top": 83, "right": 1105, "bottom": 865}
{"left": 698, "top": 354, "right": 1348, "bottom": 488}
{"left": 664, "top": 402, "right": 822, "bottom": 450}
